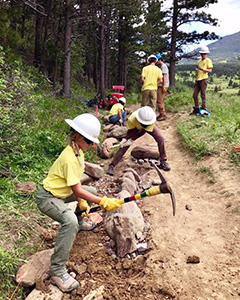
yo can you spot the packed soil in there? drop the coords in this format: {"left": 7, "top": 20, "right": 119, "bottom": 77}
{"left": 50, "top": 108, "right": 240, "bottom": 300}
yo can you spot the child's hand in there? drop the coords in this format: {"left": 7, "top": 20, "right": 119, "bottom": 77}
{"left": 100, "top": 196, "right": 121, "bottom": 211}
{"left": 78, "top": 200, "right": 90, "bottom": 216}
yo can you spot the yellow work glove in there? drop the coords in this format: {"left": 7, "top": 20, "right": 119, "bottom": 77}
{"left": 78, "top": 200, "right": 91, "bottom": 217}
{"left": 162, "top": 86, "right": 167, "bottom": 93}
{"left": 100, "top": 196, "right": 121, "bottom": 211}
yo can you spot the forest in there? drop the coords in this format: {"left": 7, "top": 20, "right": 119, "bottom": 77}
{"left": 0, "top": 0, "right": 219, "bottom": 97}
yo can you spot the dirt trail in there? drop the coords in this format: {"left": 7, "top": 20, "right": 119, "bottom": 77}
{"left": 68, "top": 110, "right": 240, "bottom": 300}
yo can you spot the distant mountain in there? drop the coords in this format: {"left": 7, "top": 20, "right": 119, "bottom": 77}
{"left": 181, "top": 31, "right": 240, "bottom": 64}
{"left": 207, "top": 31, "right": 240, "bottom": 62}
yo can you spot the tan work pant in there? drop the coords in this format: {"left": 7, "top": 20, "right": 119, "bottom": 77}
{"left": 141, "top": 89, "right": 157, "bottom": 109}
{"left": 37, "top": 185, "right": 96, "bottom": 276}
{"left": 157, "top": 87, "right": 168, "bottom": 116}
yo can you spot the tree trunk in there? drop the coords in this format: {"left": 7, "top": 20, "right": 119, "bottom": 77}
{"left": 34, "top": 12, "right": 43, "bottom": 68}
{"left": 99, "top": 5, "right": 105, "bottom": 99}
{"left": 118, "top": 15, "right": 127, "bottom": 88}
{"left": 63, "top": 0, "right": 71, "bottom": 97}
{"left": 169, "top": 0, "right": 178, "bottom": 88}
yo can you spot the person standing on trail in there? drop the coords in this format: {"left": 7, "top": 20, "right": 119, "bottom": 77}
{"left": 107, "top": 106, "right": 171, "bottom": 175}
{"left": 108, "top": 97, "right": 127, "bottom": 125}
{"left": 155, "top": 53, "right": 169, "bottom": 121}
{"left": 37, "top": 114, "right": 121, "bottom": 293}
{"left": 141, "top": 54, "right": 163, "bottom": 110}
{"left": 190, "top": 46, "right": 213, "bottom": 115}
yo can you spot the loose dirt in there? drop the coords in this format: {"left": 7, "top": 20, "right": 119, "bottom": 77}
{"left": 62, "top": 109, "right": 240, "bottom": 300}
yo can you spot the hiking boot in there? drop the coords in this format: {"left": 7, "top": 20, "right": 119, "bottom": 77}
{"left": 189, "top": 107, "right": 200, "bottom": 115}
{"left": 157, "top": 115, "right": 167, "bottom": 121}
{"left": 51, "top": 272, "right": 79, "bottom": 293}
{"left": 158, "top": 160, "right": 171, "bottom": 171}
{"left": 107, "top": 165, "right": 115, "bottom": 176}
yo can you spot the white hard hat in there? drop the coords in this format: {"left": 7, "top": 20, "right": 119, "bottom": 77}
{"left": 119, "top": 97, "right": 126, "bottom": 104}
{"left": 199, "top": 46, "right": 210, "bottom": 54}
{"left": 147, "top": 54, "right": 158, "bottom": 63}
{"left": 65, "top": 114, "right": 101, "bottom": 144}
{"left": 136, "top": 106, "right": 156, "bottom": 125}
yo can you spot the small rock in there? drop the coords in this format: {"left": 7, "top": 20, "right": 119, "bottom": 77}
{"left": 135, "top": 231, "right": 143, "bottom": 240}
{"left": 137, "top": 242, "right": 148, "bottom": 253}
{"left": 152, "top": 179, "right": 161, "bottom": 185}
{"left": 185, "top": 204, "right": 192, "bottom": 211}
{"left": 186, "top": 255, "right": 200, "bottom": 263}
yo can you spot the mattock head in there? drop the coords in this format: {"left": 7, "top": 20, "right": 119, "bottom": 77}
{"left": 148, "top": 159, "right": 176, "bottom": 216}
{"left": 148, "top": 159, "right": 167, "bottom": 184}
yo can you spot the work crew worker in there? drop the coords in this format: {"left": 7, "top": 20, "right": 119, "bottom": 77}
{"left": 37, "top": 114, "right": 120, "bottom": 293}
{"left": 190, "top": 46, "right": 213, "bottom": 115}
{"left": 108, "top": 97, "right": 127, "bottom": 125}
{"left": 156, "top": 53, "right": 169, "bottom": 121}
{"left": 141, "top": 54, "right": 162, "bottom": 110}
{"left": 107, "top": 106, "right": 171, "bottom": 176}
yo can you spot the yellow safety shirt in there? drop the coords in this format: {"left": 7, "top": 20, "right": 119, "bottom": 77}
{"left": 127, "top": 111, "right": 155, "bottom": 132}
{"left": 141, "top": 65, "right": 162, "bottom": 91}
{"left": 109, "top": 103, "right": 124, "bottom": 117}
{"left": 196, "top": 57, "right": 213, "bottom": 81}
{"left": 43, "top": 145, "right": 84, "bottom": 199}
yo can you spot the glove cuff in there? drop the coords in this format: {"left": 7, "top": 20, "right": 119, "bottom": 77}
{"left": 100, "top": 196, "right": 107, "bottom": 209}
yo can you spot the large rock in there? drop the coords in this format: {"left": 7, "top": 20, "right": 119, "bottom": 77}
{"left": 84, "top": 162, "right": 104, "bottom": 179}
{"left": 103, "top": 123, "right": 114, "bottom": 131}
{"left": 81, "top": 173, "right": 94, "bottom": 185}
{"left": 99, "top": 137, "right": 119, "bottom": 159}
{"left": 107, "top": 125, "right": 127, "bottom": 139}
{"left": 25, "top": 284, "right": 63, "bottom": 300}
{"left": 16, "top": 249, "right": 54, "bottom": 286}
{"left": 104, "top": 196, "right": 145, "bottom": 257}
{"left": 122, "top": 168, "right": 141, "bottom": 182}
{"left": 121, "top": 177, "right": 137, "bottom": 195}
{"left": 131, "top": 145, "right": 159, "bottom": 159}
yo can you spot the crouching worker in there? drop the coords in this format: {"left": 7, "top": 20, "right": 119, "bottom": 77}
{"left": 37, "top": 113, "right": 120, "bottom": 293}
{"left": 107, "top": 106, "right": 171, "bottom": 176}
{"left": 108, "top": 97, "right": 127, "bottom": 125}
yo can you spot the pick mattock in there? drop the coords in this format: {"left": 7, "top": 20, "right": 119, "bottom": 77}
{"left": 76, "top": 159, "right": 176, "bottom": 217}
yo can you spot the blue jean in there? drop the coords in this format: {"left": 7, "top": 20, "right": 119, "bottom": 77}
{"left": 109, "top": 111, "right": 127, "bottom": 124}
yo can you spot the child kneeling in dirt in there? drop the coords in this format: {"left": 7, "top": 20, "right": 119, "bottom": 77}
{"left": 37, "top": 113, "right": 120, "bottom": 293}
{"left": 108, "top": 97, "right": 127, "bottom": 125}
{"left": 107, "top": 106, "right": 171, "bottom": 175}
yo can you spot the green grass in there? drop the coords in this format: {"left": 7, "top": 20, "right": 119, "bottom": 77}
{"left": 169, "top": 84, "right": 240, "bottom": 163}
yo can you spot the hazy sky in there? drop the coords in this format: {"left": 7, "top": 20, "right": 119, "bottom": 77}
{"left": 163, "top": 0, "right": 240, "bottom": 49}
{"left": 180, "top": 0, "right": 240, "bottom": 37}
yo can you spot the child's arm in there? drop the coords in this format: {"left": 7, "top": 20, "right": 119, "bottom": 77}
{"left": 71, "top": 183, "right": 121, "bottom": 211}
{"left": 71, "top": 183, "right": 102, "bottom": 204}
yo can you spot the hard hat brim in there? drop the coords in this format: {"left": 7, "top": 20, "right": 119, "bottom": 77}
{"left": 65, "top": 119, "right": 100, "bottom": 144}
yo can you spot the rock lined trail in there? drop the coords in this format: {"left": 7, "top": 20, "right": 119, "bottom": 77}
{"left": 32, "top": 109, "right": 240, "bottom": 300}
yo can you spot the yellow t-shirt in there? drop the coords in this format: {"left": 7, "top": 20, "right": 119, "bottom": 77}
{"left": 109, "top": 103, "right": 124, "bottom": 117}
{"left": 141, "top": 65, "right": 162, "bottom": 91}
{"left": 43, "top": 145, "right": 85, "bottom": 199}
{"left": 196, "top": 57, "right": 213, "bottom": 81}
{"left": 127, "top": 111, "right": 155, "bottom": 132}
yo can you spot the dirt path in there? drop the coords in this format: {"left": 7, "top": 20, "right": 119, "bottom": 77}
{"left": 141, "top": 112, "right": 240, "bottom": 299}
{"left": 68, "top": 111, "right": 240, "bottom": 300}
